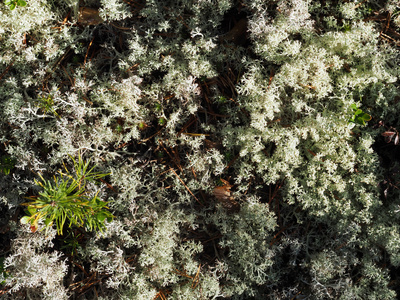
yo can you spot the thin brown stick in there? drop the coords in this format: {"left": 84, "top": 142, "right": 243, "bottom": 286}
{"left": 81, "top": 95, "right": 93, "bottom": 105}
{"left": 99, "top": 178, "right": 117, "bottom": 192}
{"left": 229, "top": 97, "right": 250, "bottom": 117}
{"left": 269, "top": 226, "right": 287, "bottom": 246}
{"left": 139, "top": 127, "right": 164, "bottom": 144}
{"left": 276, "top": 195, "right": 281, "bottom": 224}
{"left": 267, "top": 68, "right": 275, "bottom": 90}
{"left": 84, "top": 38, "right": 95, "bottom": 66}
{"left": 177, "top": 115, "right": 197, "bottom": 136}
{"left": 52, "top": 11, "right": 71, "bottom": 30}
{"left": 72, "top": 261, "right": 89, "bottom": 276}
{"left": 42, "top": 47, "right": 71, "bottom": 88}
{"left": 385, "top": 12, "right": 391, "bottom": 33}
{"left": 61, "top": 64, "right": 75, "bottom": 87}
{"left": 159, "top": 140, "right": 183, "bottom": 172}
{"left": 176, "top": 15, "right": 189, "bottom": 29}
{"left": 170, "top": 168, "right": 202, "bottom": 205}
{"left": 203, "top": 234, "right": 222, "bottom": 243}
{"left": 125, "top": 63, "right": 140, "bottom": 73}
{"left": 182, "top": 133, "right": 211, "bottom": 136}
{"left": 0, "top": 288, "right": 9, "bottom": 296}
{"left": 0, "top": 62, "right": 13, "bottom": 82}
{"left": 188, "top": 160, "right": 197, "bottom": 180}
{"left": 173, "top": 267, "right": 193, "bottom": 279}
{"left": 224, "top": 154, "right": 240, "bottom": 170}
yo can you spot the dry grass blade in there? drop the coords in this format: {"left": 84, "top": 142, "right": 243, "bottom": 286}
{"left": 191, "top": 264, "right": 201, "bottom": 288}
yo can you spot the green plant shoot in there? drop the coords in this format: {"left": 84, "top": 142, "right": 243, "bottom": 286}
{"left": 0, "top": 257, "right": 9, "bottom": 285}
{"left": 21, "top": 154, "right": 113, "bottom": 235}
{"left": 4, "top": 0, "right": 26, "bottom": 10}
{"left": 0, "top": 155, "right": 16, "bottom": 175}
{"left": 37, "top": 94, "right": 60, "bottom": 118}
{"left": 348, "top": 104, "right": 371, "bottom": 126}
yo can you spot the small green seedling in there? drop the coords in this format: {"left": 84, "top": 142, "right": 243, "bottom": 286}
{"left": 138, "top": 121, "right": 147, "bottom": 130}
{"left": 0, "top": 155, "right": 16, "bottom": 175}
{"left": 21, "top": 154, "right": 113, "bottom": 235}
{"left": 216, "top": 96, "right": 227, "bottom": 104}
{"left": 115, "top": 124, "right": 123, "bottom": 133}
{"left": 71, "top": 55, "right": 81, "bottom": 64}
{"left": 37, "top": 94, "right": 60, "bottom": 118}
{"left": 348, "top": 104, "right": 371, "bottom": 126}
{"left": 215, "top": 178, "right": 225, "bottom": 186}
{"left": 61, "top": 230, "right": 82, "bottom": 256}
{"left": 158, "top": 117, "right": 166, "bottom": 126}
{"left": 224, "top": 151, "right": 233, "bottom": 162}
{"left": 342, "top": 24, "right": 351, "bottom": 32}
{"left": 154, "top": 103, "right": 162, "bottom": 112}
{"left": 0, "top": 257, "right": 9, "bottom": 285}
{"left": 4, "top": 0, "right": 26, "bottom": 10}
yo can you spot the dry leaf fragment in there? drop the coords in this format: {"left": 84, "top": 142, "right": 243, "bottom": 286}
{"left": 382, "top": 131, "right": 397, "bottom": 143}
{"left": 204, "top": 139, "right": 222, "bottom": 150}
{"left": 78, "top": 7, "right": 104, "bottom": 26}
{"left": 213, "top": 179, "right": 239, "bottom": 213}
